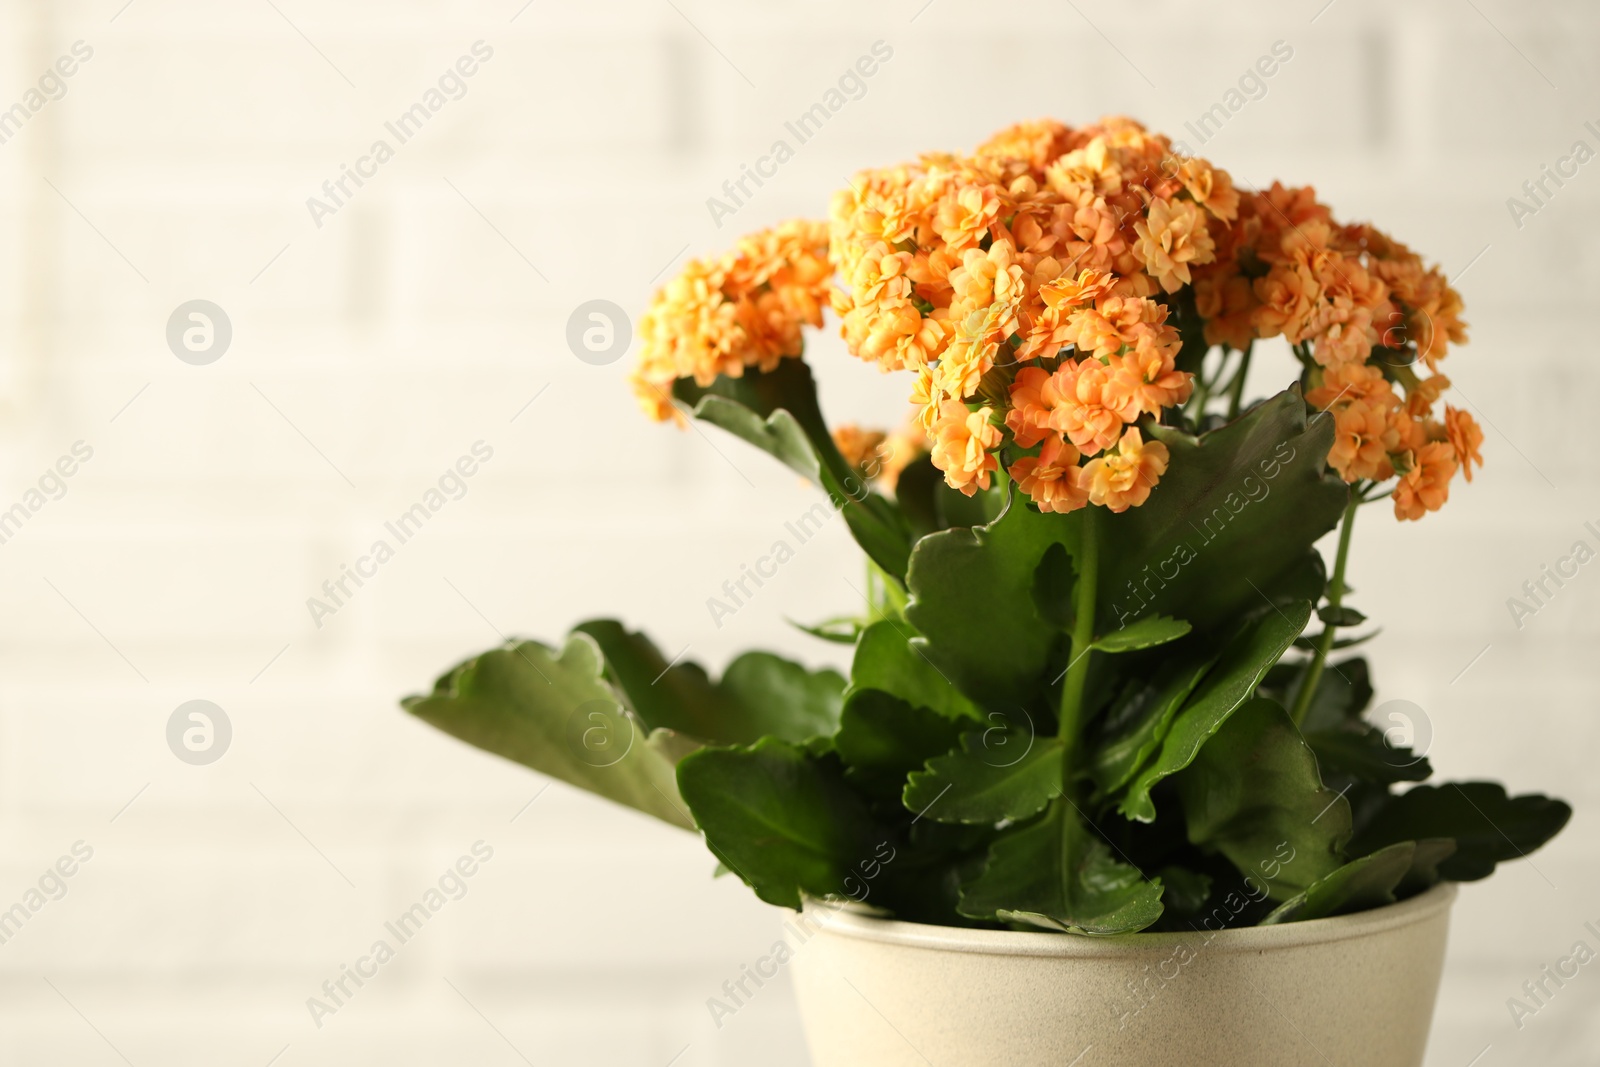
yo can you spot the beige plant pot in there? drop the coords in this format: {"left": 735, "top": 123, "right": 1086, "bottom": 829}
{"left": 789, "top": 882, "right": 1456, "bottom": 1067}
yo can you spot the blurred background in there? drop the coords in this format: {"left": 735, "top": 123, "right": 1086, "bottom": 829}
{"left": 0, "top": 0, "right": 1595, "bottom": 1063}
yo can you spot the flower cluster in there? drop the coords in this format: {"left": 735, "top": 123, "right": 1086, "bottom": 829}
{"left": 633, "top": 117, "right": 1481, "bottom": 521}
{"left": 631, "top": 220, "right": 832, "bottom": 422}
{"left": 829, "top": 117, "right": 1220, "bottom": 512}
{"left": 1196, "top": 185, "right": 1479, "bottom": 519}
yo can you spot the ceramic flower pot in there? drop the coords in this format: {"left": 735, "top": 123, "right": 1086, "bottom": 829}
{"left": 789, "top": 882, "right": 1456, "bottom": 1067}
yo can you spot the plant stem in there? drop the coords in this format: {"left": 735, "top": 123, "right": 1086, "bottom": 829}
{"left": 1227, "top": 343, "right": 1253, "bottom": 419}
{"left": 1058, "top": 510, "right": 1100, "bottom": 754}
{"left": 1290, "top": 493, "right": 1360, "bottom": 726}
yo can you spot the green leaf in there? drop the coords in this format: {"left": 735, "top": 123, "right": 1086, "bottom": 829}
{"left": 957, "top": 803, "right": 1164, "bottom": 934}
{"left": 1156, "top": 867, "right": 1214, "bottom": 915}
{"left": 1174, "top": 697, "right": 1350, "bottom": 899}
{"left": 903, "top": 730, "right": 1063, "bottom": 825}
{"left": 1293, "top": 629, "right": 1380, "bottom": 652}
{"left": 835, "top": 691, "right": 964, "bottom": 797}
{"left": 1119, "top": 600, "right": 1312, "bottom": 822}
{"left": 573, "top": 620, "right": 845, "bottom": 746}
{"left": 787, "top": 614, "right": 864, "bottom": 646}
{"left": 846, "top": 621, "right": 981, "bottom": 723}
{"left": 671, "top": 358, "right": 828, "bottom": 481}
{"left": 835, "top": 486, "right": 916, "bottom": 587}
{"left": 893, "top": 454, "right": 1001, "bottom": 537}
{"left": 905, "top": 489, "right": 1079, "bottom": 706}
{"left": 673, "top": 359, "right": 912, "bottom": 581}
{"left": 1347, "top": 782, "right": 1572, "bottom": 882}
{"left": 1293, "top": 656, "right": 1373, "bottom": 733}
{"left": 1093, "top": 615, "right": 1191, "bottom": 653}
{"left": 1261, "top": 841, "right": 1416, "bottom": 924}
{"left": 1397, "top": 837, "right": 1458, "bottom": 897}
{"left": 676, "top": 738, "right": 878, "bottom": 910}
{"left": 1089, "top": 653, "right": 1217, "bottom": 797}
{"left": 1030, "top": 541, "right": 1076, "bottom": 631}
{"left": 717, "top": 654, "right": 848, "bottom": 744}
{"left": 690, "top": 395, "right": 822, "bottom": 482}
{"left": 403, "top": 635, "right": 699, "bottom": 830}
{"left": 890, "top": 455, "right": 944, "bottom": 539}
{"left": 1096, "top": 388, "right": 1348, "bottom": 633}
{"left": 1307, "top": 726, "right": 1433, "bottom": 784}
{"left": 1317, "top": 605, "right": 1367, "bottom": 627}
{"left": 937, "top": 477, "right": 1006, "bottom": 529}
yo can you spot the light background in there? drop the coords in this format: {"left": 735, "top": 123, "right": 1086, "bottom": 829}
{"left": 0, "top": 0, "right": 1596, "bottom": 1064}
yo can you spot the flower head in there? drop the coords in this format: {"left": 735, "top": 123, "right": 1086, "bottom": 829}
{"left": 632, "top": 220, "right": 832, "bottom": 420}
{"left": 638, "top": 118, "right": 1475, "bottom": 523}
{"left": 1081, "top": 427, "right": 1169, "bottom": 512}
{"left": 1132, "top": 196, "right": 1215, "bottom": 293}
{"left": 1444, "top": 405, "right": 1484, "bottom": 483}
{"left": 1393, "top": 441, "right": 1457, "bottom": 521}
{"left": 929, "top": 401, "right": 1001, "bottom": 497}
{"left": 1010, "top": 435, "right": 1088, "bottom": 514}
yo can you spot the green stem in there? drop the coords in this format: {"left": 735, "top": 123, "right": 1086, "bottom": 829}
{"left": 1226, "top": 343, "right": 1253, "bottom": 419}
{"left": 1290, "top": 493, "right": 1360, "bottom": 726}
{"left": 1058, "top": 510, "right": 1100, "bottom": 756}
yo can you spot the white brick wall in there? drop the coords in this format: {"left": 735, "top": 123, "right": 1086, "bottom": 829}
{"left": 1, "top": 0, "right": 1597, "bottom": 1063}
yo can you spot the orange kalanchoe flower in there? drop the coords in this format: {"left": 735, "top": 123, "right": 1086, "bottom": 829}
{"left": 930, "top": 400, "right": 1001, "bottom": 497}
{"left": 638, "top": 117, "right": 1476, "bottom": 522}
{"left": 1050, "top": 358, "right": 1133, "bottom": 457}
{"left": 1403, "top": 372, "right": 1451, "bottom": 419}
{"left": 1009, "top": 436, "right": 1088, "bottom": 514}
{"left": 832, "top": 425, "right": 889, "bottom": 482}
{"left": 1132, "top": 197, "right": 1215, "bottom": 293}
{"left": 1393, "top": 441, "right": 1457, "bottom": 521}
{"left": 1006, "top": 366, "right": 1059, "bottom": 449}
{"left": 1443, "top": 405, "right": 1484, "bottom": 483}
{"left": 1081, "top": 427, "right": 1169, "bottom": 513}
{"left": 632, "top": 220, "right": 832, "bottom": 421}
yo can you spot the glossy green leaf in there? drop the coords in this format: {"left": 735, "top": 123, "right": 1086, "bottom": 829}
{"left": 1030, "top": 541, "right": 1076, "bottom": 631}
{"left": 1280, "top": 655, "right": 1369, "bottom": 739}
{"left": 1293, "top": 629, "right": 1379, "bottom": 652}
{"left": 676, "top": 738, "right": 878, "bottom": 910}
{"left": 673, "top": 359, "right": 913, "bottom": 581}
{"left": 1095, "top": 388, "right": 1347, "bottom": 633}
{"left": 835, "top": 691, "right": 963, "bottom": 797}
{"left": 1261, "top": 841, "right": 1416, "bottom": 924}
{"left": 403, "top": 635, "right": 698, "bottom": 830}
{"left": 1157, "top": 867, "right": 1214, "bottom": 915}
{"left": 1175, "top": 697, "right": 1350, "bottom": 899}
{"left": 905, "top": 490, "right": 1080, "bottom": 706}
{"left": 903, "top": 730, "right": 1063, "bottom": 825}
{"left": 787, "top": 614, "right": 864, "bottom": 646}
{"left": 1119, "top": 600, "right": 1312, "bottom": 822}
{"left": 671, "top": 358, "right": 828, "bottom": 479}
{"left": 890, "top": 455, "right": 944, "bottom": 539}
{"left": 1396, "top": 837, "right": 1458, "bottom": 897}
{"left": 893, "top": 454, "right": 1001, "bottom": 536}
{"left": 1093, "top": 615, "right": 1192, "bottom": 653}
{"left": 957, "top": 803, "right": 1164, "bottom": 934}
{"left": 717, "top": 654, "right": 847, "bottom": 744}
{"left": 1348, "top": 782, "right": 1572, "bottom": 882}
{"left": 1090, "top": 653, "right": 1217, "bottom": 797}
{"left": 574, "top": 619, "right": 845, "bottom": 746}
{"left": 1307, "top": 726, "right": 1433, "bottom": 785}
{"left": 1317, "top": 605, "right": 1367, "bottom": 627}
{"left": 846, "top": 620, "right": 981, "bottom": 723}
{"left": 691, "top": 395, "right": 821, "bottom": 482}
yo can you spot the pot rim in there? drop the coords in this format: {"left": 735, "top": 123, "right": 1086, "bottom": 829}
{"left": 797, "top": 882, "right": 1457, "bottom": 958}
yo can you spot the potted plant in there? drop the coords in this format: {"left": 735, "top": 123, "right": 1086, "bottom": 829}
{"left": 402, "top": 117, "right": 1568, "bottom": 1066}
